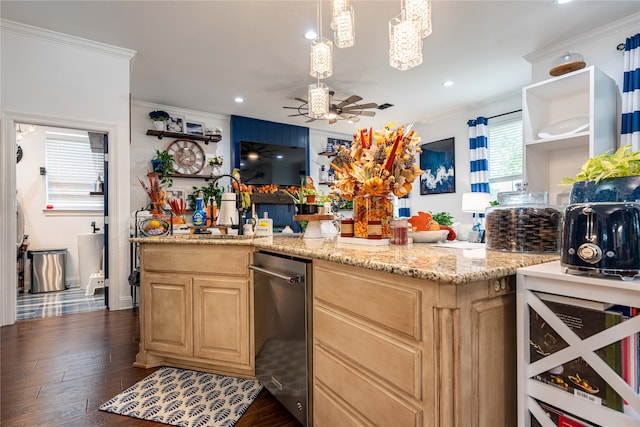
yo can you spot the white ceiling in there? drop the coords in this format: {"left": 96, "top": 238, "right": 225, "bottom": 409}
{"left": 2, "top": 1, "right": 638, "bottom": 134}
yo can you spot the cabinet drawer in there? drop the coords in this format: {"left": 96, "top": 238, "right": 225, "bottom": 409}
{"left": 314, "top": 384, "right": 369, "bottom": 427}
{"left": 142, "top": 245, "right": 251, "bottom": 276}
{"left": 314, "top": 306, "right": 421, "bottom": 399}
{"left": 314, "top": 262, "right": 421, "bottom": 340}
{"left": 314, "top": 345, "right": 422, "bottom": 427}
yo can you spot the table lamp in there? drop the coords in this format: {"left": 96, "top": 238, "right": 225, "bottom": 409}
{"left": 461, "top": 192, "right": 491, "bottom": 243}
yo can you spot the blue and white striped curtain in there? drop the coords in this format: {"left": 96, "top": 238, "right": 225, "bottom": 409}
{"left": 468, "top": 117, "right": 490, "bottom": 193}
{"left": 621, "top": 33, "right": 640, "bottom": 150}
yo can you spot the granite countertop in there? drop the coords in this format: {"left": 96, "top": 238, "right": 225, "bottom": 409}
{"left": 131, "top": 234, "right": 559, "bottom": 284}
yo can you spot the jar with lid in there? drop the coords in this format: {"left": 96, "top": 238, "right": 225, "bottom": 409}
{"left": 485, "top": 184, "right": 561, "bottom": 253}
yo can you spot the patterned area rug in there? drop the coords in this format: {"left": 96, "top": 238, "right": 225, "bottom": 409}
{"left": 99, "top": 367, "right": 262, "bottom": 427}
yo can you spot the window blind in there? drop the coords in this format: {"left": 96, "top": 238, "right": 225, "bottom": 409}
{"left": 45, "top": 131, "right": 104, "bottom": 211}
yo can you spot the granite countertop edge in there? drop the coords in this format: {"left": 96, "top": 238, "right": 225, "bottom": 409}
{"left": 131, "top": 235, "right": 559, "bottom": 284}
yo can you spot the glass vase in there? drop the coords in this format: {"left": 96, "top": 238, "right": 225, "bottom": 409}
{"left": 353, "top": 193, "right": 393, "bottom": 238}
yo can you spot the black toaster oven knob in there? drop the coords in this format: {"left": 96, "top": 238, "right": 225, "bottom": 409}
{"left": 577, "top": 243, "right": 603, "bottom": 264}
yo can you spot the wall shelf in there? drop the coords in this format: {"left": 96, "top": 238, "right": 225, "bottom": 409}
{"left": 146, "top": 129, "right": 221, "bottom": 144}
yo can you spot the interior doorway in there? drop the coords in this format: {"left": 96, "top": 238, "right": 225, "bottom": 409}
{"left": 15, "top": 123, "right": 109, "bottom": 320}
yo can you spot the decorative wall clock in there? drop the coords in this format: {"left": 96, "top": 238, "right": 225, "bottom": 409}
{"left": 166, "top": 139, "right": 205, "bottom": 175}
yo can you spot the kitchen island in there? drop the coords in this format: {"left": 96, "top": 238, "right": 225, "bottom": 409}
{"left": 131, "top": 235, "right": 558, "bottom": 427}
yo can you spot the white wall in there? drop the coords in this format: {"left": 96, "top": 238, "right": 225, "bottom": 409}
{"left": 130, "top": 101, "right": 229, "bottom": 213}
{"left": 0, "top": 20, "right": 135, "bottom": 324}
{"left": 16, "top": 126, "right": 104, "bottom": 289}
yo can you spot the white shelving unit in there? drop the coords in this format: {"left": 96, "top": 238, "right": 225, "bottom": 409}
{"left": 522, "top": 66, "right": 618, "bottom": 206}
{"left": 517, "top": 261, "right": 640, "bottom": 427}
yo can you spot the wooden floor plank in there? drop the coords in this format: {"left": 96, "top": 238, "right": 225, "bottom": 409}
{"left": 1, "top": 309, "right": 301, "bottom": 427}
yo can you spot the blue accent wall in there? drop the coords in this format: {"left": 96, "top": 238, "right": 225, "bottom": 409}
{"left": 231, "top": 116, "right": 309, "bottom": 233}
{"left": 230, "top": 115, "right": 309, "bottom": 171}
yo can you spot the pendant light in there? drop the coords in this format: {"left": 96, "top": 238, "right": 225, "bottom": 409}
{"left": 389, "top": 14, "right": 423, "bottom": 70}
{"left": 310, "top": 1, "right": 333, "bottom": 79}
{"left": 333, "top": 7, "right": 355, "bottom": 48}
{"left": 402, "top": 0, "right": 432, "bottom": 38}
{"left": 308, "top": 81, "right": 330, "bottom": 118}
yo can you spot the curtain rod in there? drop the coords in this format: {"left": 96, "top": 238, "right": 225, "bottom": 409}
{"left": 486, "top": 109, "right": 522, "bottom": 120}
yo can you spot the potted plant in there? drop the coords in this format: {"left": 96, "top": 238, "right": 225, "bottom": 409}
{"left": 151, "top": 150, "right": 174, "bottom": 187}
{"left": 561, "top": 145, "right": 640, "bottom": 203}
{"left": 208, "top": 155, "right": 224, "bottom": 176}
{"left": 148, "top": 110, "right": 170, "bottom": 131}
{"left": 284, "top": 185, "right": 317, "bottom": 214}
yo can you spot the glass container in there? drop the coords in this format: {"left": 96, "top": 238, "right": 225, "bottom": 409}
{"left": 549, "top": 51, "right": 586, "bottom": 77}
{"left": 485, "top": 186, "right": 561, "bottom": 253}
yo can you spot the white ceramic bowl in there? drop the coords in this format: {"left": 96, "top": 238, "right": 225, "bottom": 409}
{"left": 409, "top": 229, "right": 449, "bottom": 243}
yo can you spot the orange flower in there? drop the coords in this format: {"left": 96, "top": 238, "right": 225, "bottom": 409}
{"left": 363, "top": 177, "right": 386, "bottom": 196}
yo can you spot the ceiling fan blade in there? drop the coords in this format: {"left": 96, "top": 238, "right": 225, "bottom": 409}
{"left": 336, "top": 95, "right": 363, "bottom": 108}
{"left": 328, "top": 117, "right": 338, "bottom": 124}
{"left": 295, "top": 98, "right": 308, "bottom": 104}
{"left": 288, "top": 113, "right": 309, "bottom": 117}
{"left": 283, "top": 106, "right": 303, "bottom": 109}
{"left": 343, "top": 102, "right": 378, "bottom": 111}
{"left": 357, "top": 111, "right": 376, "bottom": 117}
{"left": 305, "top": 118, "right": 317, "bottom": 123}
{"left": 349, "top": 117, "right": 360, "bottom": 123}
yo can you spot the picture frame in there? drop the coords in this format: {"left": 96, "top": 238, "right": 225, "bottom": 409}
{"left": 185, "top": 121, "right": 205, "bottom": 136}
{"left": 166, "top": 115, "right": 185, "bottom": 133}
{"left": 420, "top": 137, "right": 456, "bottom": 195}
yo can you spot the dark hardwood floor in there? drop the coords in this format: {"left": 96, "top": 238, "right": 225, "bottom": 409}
{"left": 1, "top": 309, "right": 302, "bottom": 427}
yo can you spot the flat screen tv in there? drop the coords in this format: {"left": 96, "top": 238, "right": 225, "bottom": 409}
{"left": 239, "top": 141, "right": 307, "bottom": 187}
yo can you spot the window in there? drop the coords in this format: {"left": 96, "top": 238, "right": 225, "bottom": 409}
{"left": 45, "top": 130, "right": 104, "bottom": 211}
{"left": 487, "top": 116, "right": 523, "bottom": 200}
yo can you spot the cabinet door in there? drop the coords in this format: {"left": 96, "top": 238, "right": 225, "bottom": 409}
{"left": 142, "top": 272, "right": 193, "bottom": 357}
{"left": 193, "top": 276, "right": 251, "bottom": 367}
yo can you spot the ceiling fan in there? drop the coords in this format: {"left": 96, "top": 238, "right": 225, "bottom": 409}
{"left": 283, "top": 91, "right": 378, "bottom": 124}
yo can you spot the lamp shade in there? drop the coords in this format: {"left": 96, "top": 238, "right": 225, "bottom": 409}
{"left": 461, "top": 192, "right": 491, "bottom": 213}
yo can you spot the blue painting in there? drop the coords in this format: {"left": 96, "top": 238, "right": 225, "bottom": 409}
{"left": 420, "top": 137, "right": 455, "bottom": 195}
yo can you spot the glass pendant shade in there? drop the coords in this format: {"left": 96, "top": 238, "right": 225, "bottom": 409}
{"left": 310, "top": 37, "right": 333, "bottom": 79}
{"left": 333, "top": 7, "right": 355, "bottom": 48}
{"left": 308, "top": 82, "right": 330, "bottom": 118}
{"left": 389, "top": 15, "right": 423, "bottom": 71}
{"left": 331, "top": 0, "right": 348, "bottom": 22}
{"left": 402, "top": 0, "right": 432, "bottom": 38}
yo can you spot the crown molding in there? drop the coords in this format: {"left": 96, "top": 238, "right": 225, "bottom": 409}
{"left": 0, "top": 19, "right": 136, "bottom": 61}
{"left": 524, "top": 12, "right": 640, "bottom": 63}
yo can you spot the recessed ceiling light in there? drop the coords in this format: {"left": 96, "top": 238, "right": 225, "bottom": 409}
{"left": 442, "top": 80, "right": 454, "bottom": 87}
{"left": 556, "top": 0, "right": 571, "bottom": 3}
{"left": 234, "top": 97, "right": 244, "bottom": 103}
{"left": 304, "top": 30, "right": 317, "bottom": 40}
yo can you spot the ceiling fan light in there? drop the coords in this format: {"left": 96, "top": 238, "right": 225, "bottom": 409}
{"left": 325, "top": 111, "right": 338, "bottom": 120}
{"left": 333, "top": 7, "right": 355, "bottom": 48}
{"left": 402, "top": 0, "right": 432, "bottom": 38}
{"left": 389, "top": 15, "right": 423, "bottom": 71}
{"left": 310, "top": 37, "right": 333, "bottom": 79}
{"left": 308, "top": 82, "right": 330, "bottom": 119}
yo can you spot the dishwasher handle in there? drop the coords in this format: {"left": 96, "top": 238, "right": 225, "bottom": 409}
{"left": 248, "top": 264, "right": 303, "bottom": 284}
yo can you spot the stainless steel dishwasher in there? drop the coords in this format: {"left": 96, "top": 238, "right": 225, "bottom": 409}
{"left": 250, "top": 251, "right": 312, "bottom": 427}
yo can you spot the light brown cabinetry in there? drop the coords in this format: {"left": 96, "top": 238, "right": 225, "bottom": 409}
{"left": 312, "top": 259, "right": 517, "bottom": 427}
{"left": 135, "top": 244, "right": 255, "bottom": 378}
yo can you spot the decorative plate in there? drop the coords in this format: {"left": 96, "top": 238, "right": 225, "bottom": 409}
{"left": 538, "top": 116, "right": 589, "bottom": 139}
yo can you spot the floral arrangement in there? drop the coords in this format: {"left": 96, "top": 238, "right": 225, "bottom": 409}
{"left": 148, "top": 110, "right": 170, "bottom": 121}
{"left": 330, "top": 122, "right": 422, "bottom": 200}
{"left": 208, "top": 155, "right": 224, "bottom": 166}
{"left": 138, "top": 173, "right": 165, "bottom": 217}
